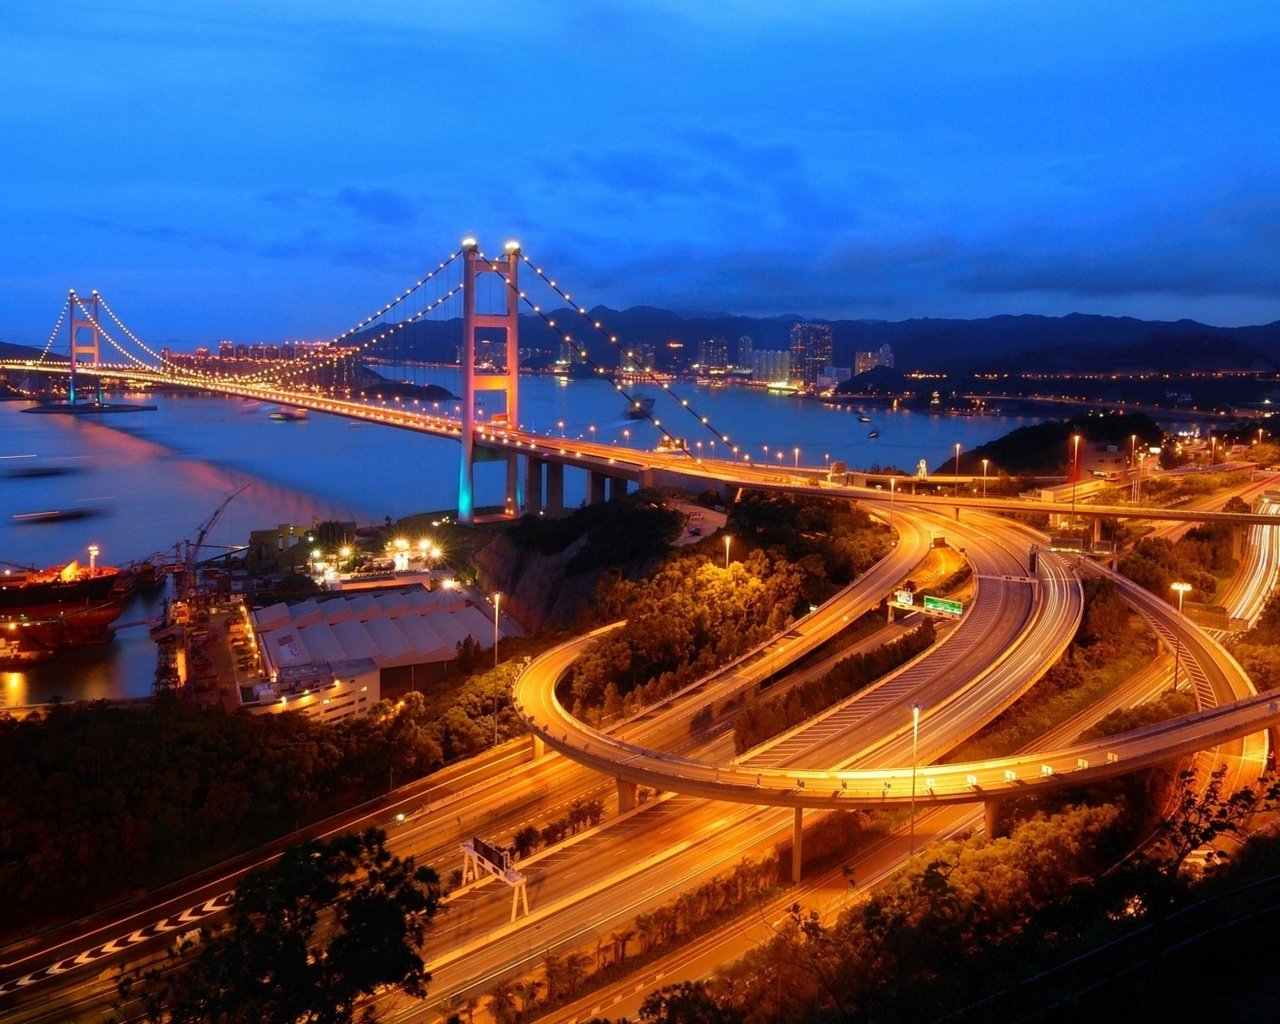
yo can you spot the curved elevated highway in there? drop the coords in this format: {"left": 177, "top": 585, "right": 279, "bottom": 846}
{"left": 514, "top": 505, "right": 1274, "bottom": 823}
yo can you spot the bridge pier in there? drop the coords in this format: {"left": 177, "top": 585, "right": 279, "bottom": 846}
{"left": 1233, "top": 525, "right": 1247, "bottom": 561}
{"left": 983, "top": 798, "right": 1003, "bottom": 838}
{"left": 506, "top": 454, "right": 521, "bottom": 517}
{"left": 531, "top": 733, "right": 546, "bottom": 759}
{"left": 1092, "top": 517, "right": 1103, "bottom": 546}
{"left": 588, "top": 471, "right": 607, "bottom": 506}
{"left": 792, "top": 807, "right": 804, "bottom": 883}
{"left": 524, "top": 457, "right": 545, "bottom": 515}
{"left": 607, "top": 475, "right": 627, "bottom": 501}
{"left": 617, "top": 779, "right": 638, "bottom": 813}
{"left": 546, "top": 462, "right": 565, "bottom": 513}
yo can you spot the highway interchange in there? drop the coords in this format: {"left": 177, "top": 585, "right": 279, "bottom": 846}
{"left": 2, "top": 374, "right": 1280, "bottom": 1021}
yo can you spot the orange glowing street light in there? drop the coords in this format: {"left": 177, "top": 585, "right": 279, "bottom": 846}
{"left": 1171, "top": 581, "right": 1192, "bottom": 692}
{"left": 724, "top": 534, "right": 732, "bottom": 569}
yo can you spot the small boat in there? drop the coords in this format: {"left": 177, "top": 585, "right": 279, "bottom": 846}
{"left": 270, "top": 407, "right": 308, "bottom": 421}
{"left": 859, "top": 415, "right": 871, "bottom": 423}
{"left": 868, "top": 431, "right": 880, "bottom": 439}
{"left": 766, "top": 381, "right": 799, "bottom": 395}
{"left": 11, "top": 508, "right": 103, "bottom": 524}
{"left": 625, "top": 396, "right": 655, "bottom": 419}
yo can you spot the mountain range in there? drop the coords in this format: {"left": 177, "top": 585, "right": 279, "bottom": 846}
{"left": 5, "top": 309, "right": 1280, "bottom": 374}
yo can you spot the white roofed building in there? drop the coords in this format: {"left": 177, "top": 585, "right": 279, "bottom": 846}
{"left": 246, "top": 584, "right": 520, "bottom": 704}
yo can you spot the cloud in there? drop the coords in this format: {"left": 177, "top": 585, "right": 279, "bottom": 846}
{"left": 334, "top": 186, "right": 417, "bottom": 226}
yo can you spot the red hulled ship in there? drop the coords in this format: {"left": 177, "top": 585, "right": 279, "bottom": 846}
{"left": 0, "top": 558, "right": 126, "bottom": 665}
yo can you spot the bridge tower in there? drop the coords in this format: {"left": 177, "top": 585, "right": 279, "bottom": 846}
{"left": 457, "top": 239, "right": 522, "bottom": 524}
{"left": 68, "top": 289, "right": 102, "bottom": 404}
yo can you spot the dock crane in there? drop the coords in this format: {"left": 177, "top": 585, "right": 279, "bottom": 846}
{"left": 177, "top": 484, "right": 250, "bottom": 604}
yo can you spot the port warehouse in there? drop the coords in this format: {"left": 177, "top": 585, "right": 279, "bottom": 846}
{"left": 243, "top": 584, "right": 515, "bottom": 723}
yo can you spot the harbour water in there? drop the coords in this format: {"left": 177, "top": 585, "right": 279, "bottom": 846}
{"left": 1, "top": 375, "right": 1039, "bottom": 705}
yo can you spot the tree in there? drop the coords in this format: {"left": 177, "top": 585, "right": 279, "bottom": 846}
{"left": 1150, "top": 765, "right": 1276, "bottom": 879}
{"left": 119, "top": 829, "right": 440, "bottom": 1024}
{"left": 637, "top": 981, "right": 745, "bottom": 1024}
{"left": 513, "top": 825, "right": 541, "bottom": 860}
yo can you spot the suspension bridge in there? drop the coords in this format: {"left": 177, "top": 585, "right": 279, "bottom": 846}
{"left": 3, "top": 236, "right": 1280, "bottom": 531}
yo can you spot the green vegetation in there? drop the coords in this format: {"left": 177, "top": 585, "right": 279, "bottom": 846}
{"left": 485, "top": 857, "right": 780, "bottom": 1024}
{"left": 733, "top": 621, "right": 935, "bottom": 754}
{"left": 948, "top": 577, "right": 1155, "bottom": 761}
{"left": 506, "top": 488, "right": 683, "bottom": 573}
{"left": 726, "top": 492, "right": 891, "bottom": 605}
{"left": 1118, "top": 522, "right": 1238, "bottom": 603}
{"left": 567, "top": 549, "right": 804, "bottom": 719}
{"left": 1079, "top": 690, "right": 1196, "bottom": 741}
{"left": 941, "top": 411, "right": 1162, "bottom": 476}
{"left": 0, "top": 670, "right": 521, "bottom": 937}
{"left": 1231, "top": 588, "right": 1280, "bottom": 691}
{"left": 118, "top": 829, "right": 440, "bottom": 1024}
{"left": 594, "top": 771, "right": 1280, "bottom": 1023}
{"left": 565, "top": 493, "right": 891, "bottom": 720}
{"left": 510, "top": 797, "right": 606, "bottom": 858}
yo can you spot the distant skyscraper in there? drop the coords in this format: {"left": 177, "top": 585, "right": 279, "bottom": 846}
{"left": 854, "top": 343, "right": 895, "bottom": 375}
{"left": 752, "top": 349, "right": 791, "bottom": 381}
{"left": 736, "top": 335, "right": 754, "bottom": 371}
{"left": 218, "top": 339, "right": 235, "bottom": 360}
{"left": 697, "top": 336, "right": 729, "bottom": 370}
{"left": 790, "top": 322, "right": 833, "bottom": 390}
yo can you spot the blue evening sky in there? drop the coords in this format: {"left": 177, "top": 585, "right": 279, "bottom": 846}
{"left": 2, "top": 1, "right": 1279, "bottom": 346}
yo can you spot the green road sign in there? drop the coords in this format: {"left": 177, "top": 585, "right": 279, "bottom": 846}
{"left": 923, "top": 595, "right": 963, "bottom": 617}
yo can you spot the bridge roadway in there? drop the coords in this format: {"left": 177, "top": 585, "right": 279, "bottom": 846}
{"left": 6, "top": 359, "right": 1280, "bottom": 527}
{"left": 514, "top": 503, "right": 1274, "bottom": 817}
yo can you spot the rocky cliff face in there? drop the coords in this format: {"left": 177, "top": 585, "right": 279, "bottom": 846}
{"left": 474, "top": 533, "right": 617, "bottom": 633}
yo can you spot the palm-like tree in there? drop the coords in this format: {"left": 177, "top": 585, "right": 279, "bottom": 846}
{"left": 487, "top": 980, "right": 518, "bottom": 1024}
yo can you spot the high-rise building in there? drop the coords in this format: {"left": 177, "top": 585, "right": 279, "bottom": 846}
{"left": 854, "top": 342, "right": 895, "bottom": 376}
{"left": 697, "top": 336, "right": 729, "bottom": 371}
{"left": 736, "top": 335, "right": 754, "bottom": 371}
{"left": 218, "top": 340, "right": 235, "bottom": 360}
{"left": 790, "top": 322, "right": 833, "bottom": 391}
{"left": 752, "top": 349, "right": 791, "bottom": 382}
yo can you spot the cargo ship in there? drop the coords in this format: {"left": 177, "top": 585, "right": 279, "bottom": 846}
{"left": 624, "top": 395, "right": 655, "bottom": 419}
{"left": 0, "top": 557, "right": 126, "bottom": 664}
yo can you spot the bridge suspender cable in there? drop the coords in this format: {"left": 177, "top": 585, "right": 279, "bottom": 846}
{"left": 487, "top": 249, "right": 742, "bottom": 458}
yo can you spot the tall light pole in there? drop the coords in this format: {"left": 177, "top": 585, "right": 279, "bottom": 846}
{"left": 909, "top": 703, "right": 922, "bottom": 857}
{"left": 889, "top": 477, "right": 896, "bottom": 532}
{"left": 981, "top": 459, "right": 989, "bottom": 498}
{"left": 953, "top": 443, "right": 961, "bottom": 496}
{"left": 793, "top": 446, "right": 800, "bottom": 470}
{"left": 1171, "top": 581, "right": 1191, "bottom": 692}
{"left": 1070, "top": 434, "right": 1081, "bottom": 517}
{"left": 492, "top": 592, "right": 502, "bottom": 744}
{"left": 724, "top": 534, "right": 732, "bottom": 570}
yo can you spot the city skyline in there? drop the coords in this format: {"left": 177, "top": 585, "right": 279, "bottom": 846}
{"left": 3, "top": 2, "right": 1280, "bottom": 346}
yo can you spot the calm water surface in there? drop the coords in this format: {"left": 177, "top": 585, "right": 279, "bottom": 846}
{"left": 0, "top": 376, "right": 1038, "bottom": 704}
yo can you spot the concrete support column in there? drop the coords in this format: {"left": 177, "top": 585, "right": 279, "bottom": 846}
{"left": 546, "top": 462, "right": 565, "bottom": 514}
{"left": 1233, "top": 525, "right": 1247, "bottom": 561}
{"left": 1092, "top": 517, "right": 1103, "bottom": 545}
{"left": 588, "top": 470, "right": 607, "bottom": 506}
{"left": 524, "top": 457, "right": 544, "bottom": 516}
{"left": 984, "top": 798, "right": 1003, "bottom": 839}
{"left": 617, "top": 779, "right": 638, "bottom": 813}
{"left": 607, "top": 475, "right": 627, "bottom": 501}
{"left": 506, "top": 454, "right": 521, "bottom": 517}
{"left": 531, "top": 733, "right": 546, "bottom": 759}
{"left": 792, "top": 807, "right": 804, "bottom": 883}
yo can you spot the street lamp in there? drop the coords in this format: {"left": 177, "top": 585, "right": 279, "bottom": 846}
{"left": 1070, "top": 434, "right": 1082, "bottom": 517}
{"left": 981, "top": 459, "right": 989, "bottom": 498}
{"left": 793, "top": 446, "right": 800, "bottom": 470}
{"left": 953, "top": 443, "right": 961, "bottom": 496}
{"left": 492, "top": 592, "right": 502, "bottom": 743}
{"left": 724, "top": 534, "right": 732, "bottom": 569}
{"left": 1171, "top": 581, "right": 1192, "bottom": 692}
{"left": 909, "top": 703, "right": 922, "bottom": 857}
